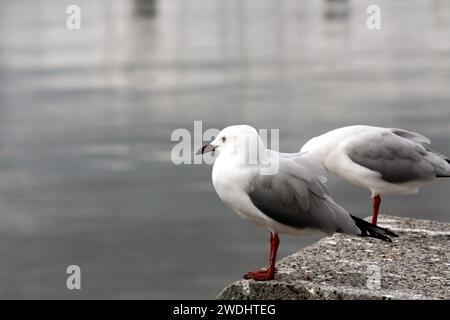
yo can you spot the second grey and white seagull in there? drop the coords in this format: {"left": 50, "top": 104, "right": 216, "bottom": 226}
{"left": 197, "top": 125, "right": 397, "bottom": 281}
{"left": 301, "top": 125, "right": 450, "bottom": 225}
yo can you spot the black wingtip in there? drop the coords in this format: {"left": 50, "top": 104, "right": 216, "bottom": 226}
{"left": 382, "top": 226, "right": 399, "bottom": 238}
{"left": 350, "top": 215, "right": 398, "bottom": 242}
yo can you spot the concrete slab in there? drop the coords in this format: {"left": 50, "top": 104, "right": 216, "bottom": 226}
{"left": 217, "top": 216, "right": 450, "bottom": 300}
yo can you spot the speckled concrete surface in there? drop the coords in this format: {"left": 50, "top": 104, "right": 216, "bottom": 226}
{"left": 217, "top": 215, "right": 450, "bottom": 300}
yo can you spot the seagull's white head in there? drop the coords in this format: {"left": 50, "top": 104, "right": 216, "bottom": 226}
{"left": 196, "top": 125, "right": 266, "bottom": 160}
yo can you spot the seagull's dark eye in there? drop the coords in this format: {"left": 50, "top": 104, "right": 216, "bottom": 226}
{"left": 222, "top": 136, "right": 226, "bottom": 143}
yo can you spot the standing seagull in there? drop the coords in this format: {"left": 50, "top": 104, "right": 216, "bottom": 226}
{"left": 197, "top": 125, "right": 397, "bottom": 281}
{"left": 301, "top": 125, "right": 450, "bottom": 225}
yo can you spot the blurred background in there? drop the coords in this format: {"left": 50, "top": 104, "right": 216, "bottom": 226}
{"left": 0, "top": 0, "right": 449, "bottom": 299}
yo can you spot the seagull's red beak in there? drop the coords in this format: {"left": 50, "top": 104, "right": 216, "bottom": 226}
{"left": 196, "top": 144, "right": 216, "bottom": 155}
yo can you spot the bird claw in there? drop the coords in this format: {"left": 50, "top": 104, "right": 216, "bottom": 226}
{"left": 243, "top": 268, "right": 276, "bottom": 281}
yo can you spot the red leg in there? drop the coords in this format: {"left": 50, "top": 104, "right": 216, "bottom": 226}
{"left": 244, "top": 232, "right": 280, "bottom": 281}
{"left": 372, "top": 195, "right": 381, "bottom": 225}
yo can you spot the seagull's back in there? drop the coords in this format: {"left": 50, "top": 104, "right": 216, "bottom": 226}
{"left": 301, "top": 125, "right": 450, "bottom": 195}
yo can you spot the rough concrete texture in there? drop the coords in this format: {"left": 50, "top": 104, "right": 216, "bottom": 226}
{"left": 217, "top": 215, "right": 450, "bottom": 300}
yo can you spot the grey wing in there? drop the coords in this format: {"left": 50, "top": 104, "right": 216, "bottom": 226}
{"left": 348, "top": 129, "right": 450, "bottom": 183}
{"left": 248, "top": 157, "right": 360, "bottom": 235}
{"left": 391, "top": 128, "right": 431, "bottom": 145}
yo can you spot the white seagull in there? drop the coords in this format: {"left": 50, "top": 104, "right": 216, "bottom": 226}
{"left": 197, "top": 125, "right": 397, "bottom": 281}
{"left": 301, "top": 125, "right": 450, "bottom": 225}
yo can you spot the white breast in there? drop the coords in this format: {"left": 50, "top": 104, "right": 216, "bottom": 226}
{"left": 212, "top": 155, "right": 268, "bottom": 226}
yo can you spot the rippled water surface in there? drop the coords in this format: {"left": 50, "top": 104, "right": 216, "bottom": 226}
{"left": 0, "top": 0, "right": 449, "bottom": 298}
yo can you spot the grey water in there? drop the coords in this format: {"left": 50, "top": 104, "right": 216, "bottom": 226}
{"left": 0, "top": 0, "right": 449, "bottom": 299}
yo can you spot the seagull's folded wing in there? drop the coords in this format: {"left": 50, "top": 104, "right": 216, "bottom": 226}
{"left": 248, "top": 156, "right": 359, "bottom": 235}
{"left": 347, "top": 129, "right": 449, "bottom": 183}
